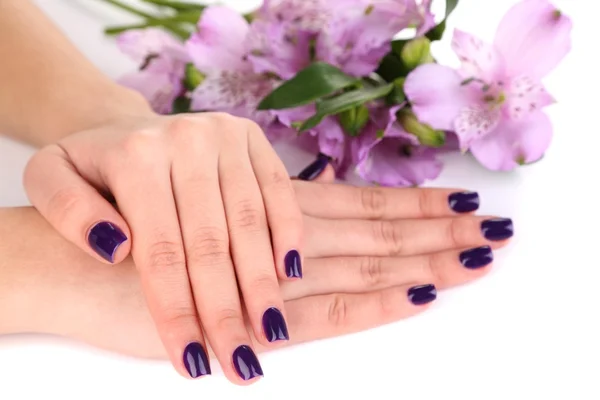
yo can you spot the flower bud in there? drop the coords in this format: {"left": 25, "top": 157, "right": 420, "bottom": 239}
{"left": 339, "top": 105, "right": 370, "bottom": 137}
{"left": 397, "top": 108, "right": 445, "bottom": 147}
{"left": 184, "top": 63, "right": 205, "bottom": 91}
{"left": 400, "top": 37, "right": 434, "bottom": 70}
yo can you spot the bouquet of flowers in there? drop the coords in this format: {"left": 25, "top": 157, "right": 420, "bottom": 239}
{"left": 102, "top": 0, "right": 572, "bottom": 186}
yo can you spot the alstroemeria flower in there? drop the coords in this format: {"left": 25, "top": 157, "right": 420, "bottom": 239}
{"left": 117, "top": 28, "right": 189, "bottom": 114}
{"left": 404, "top": 0, "right": 571, "bottom": 170}
{"left": 355, "top": 106, "right": 443, "bottom": 186}
{"left": 317, "top": 0, "right": 416, "bottom": 76}
{"left": 406, "top": 0, "right": 436, "bottom": 36}
{"left": 186, "top": 6, "right": 279, "bottom": 127}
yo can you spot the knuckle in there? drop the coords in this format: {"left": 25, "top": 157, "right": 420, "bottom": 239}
{"left": 249, "top": 273, "right": 277, "bottom": 293}
{"left": 213, "top": 307, "right": 245, "bottom": 332}
{"left": 187, "top": 227, "right": 230, "bottom": 266}
{"left": 360, "top": 187, "right": 387, "bottom": 218}
{"left": 426, "top": 252, "right": 448, "bottom": 286}
{"left": 145, "top": 239, "right": 186, "bottom": 273}
{"left": 230, "top": 200, "right": 265, "bottom": 232}
{"left": 266, "top": 169, "right": 293, "bottom": 192}
{"left": 375, "top": 290, "right": 395, "bottom": 319}
{"left": 327, "top": 295, "right": 349, "bottom": 327}
{"left": 46, "top": 185, "right": 87, "bottom": 223}
{"left": 417, "top": 189, "right": 435, "bottom": 217}
{"left": 359, "top": 256, "right": 384, "bottom": 288}
{"left": 447, "top": 218, "right": 465, "bottom": 248}
{"left": 160, "top": 306, "right": 198, "bottom": 329}
{"left": 376, "top": 220, "right": 403, "bottom": 256}
{"left": 168, "top": 115, "right": 202, "bottom": 141}
{"left": 119, "top": 131, "right": 161, "bottom": 164}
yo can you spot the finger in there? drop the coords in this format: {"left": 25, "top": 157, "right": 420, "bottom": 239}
{"left": 291, "top": 164, "right": 336, "bottom": 183}
{"left": 304, "top": 215, "right": 513, "bottom": 258}
{"left": 294, "top": 182, "right": 481, "bottom": 220}
{"left": 280, "top": 246, "right": 494, "bottom": 300}
{"left": 248, "top": 122, "right": 304, "bottom": 280}
{"left": 169, "top": 117, "right": 260, "bottom": 385}
{"left": 107, "top": 138, "right": 209, "bottom": 380}
{"left": 219, "top": 118, "right": 289, "bottom": 353}
{"left": 24, "top": 145, "right": 131, "bottom": 264}
{"left": 253, "top": 283, "right": 438, "bottom": 351}
{"left": 297, "top": 153, "right": 332, "bottom": 181}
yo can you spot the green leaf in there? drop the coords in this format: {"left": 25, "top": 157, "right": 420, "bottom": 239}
{"left": 426, "top": 0, "right": 460, "bottom": 41}
{"left": 299, "top": 83, "right": 394, "bottom": 131}
{"left": 257, "top": 62, "right": 360, "bottom": 110}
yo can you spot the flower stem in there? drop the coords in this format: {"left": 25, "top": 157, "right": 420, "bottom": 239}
{"left": 141, "top": 0, "right": 206, "bottom": 11}
{"left": 100, "top": 0, "right": 156, "bottom": 19}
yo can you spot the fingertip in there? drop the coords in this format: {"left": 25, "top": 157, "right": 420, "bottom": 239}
{"left": 87, "top": 221, "right": 129, "bottom": 264}
{"left": 312, "top": 164, "right": 336, "bottom": 183}
{"left": 297, "top": 154, "right": 332, "bottom": 181}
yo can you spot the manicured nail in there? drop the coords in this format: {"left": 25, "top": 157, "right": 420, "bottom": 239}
{"left": 285, "top": 250, "right": 302, "bottom": 278}
{"left": 183, "top": 342, "right": 211, "bottom": 378}
{"left": 459, "top": 246, "right": 493, "bottom": 269}
{"left": 481, "top": 218, "right": 514, "bottom": 241}
{"left": 298, "top": 153, "right": 331, "bottom": 181}
{"left": 232, "top": 345, "right": 263, "bottom": 381}
{"left": 88, "top": 221, "right": 127, "bottom": 263}
{"left": 448, "top": 191, "right": 480, "bottom": 213}
{"left": 262, "top": 307, "right": 289, "bottom": 343}
{"left": 408, "top": 284, "right": 437, "bottom": 305}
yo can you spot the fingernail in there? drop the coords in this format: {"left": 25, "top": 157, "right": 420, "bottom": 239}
{"left": 262, "top": 307, "right": 289, "bottom": 343}
{"left": 448, "top": 191, "right": 480, "bottom": 213}
{"left": 183, "top": 342, "right": 211, "bottom": 378}
{"left": 285, "top": 250, "right": 302, "bottom": 278}
{"left": 88, "top": 221, "right": 127, "bottom": 263}
{"left": 408, "top": 284, "right": 437, "bottom": 305}
{"left": 459, "top": 246, "right": 493, "bottom": 269}
{"left": 481, "top": 218, "right": 514, "bottom": 241}
{"left": 232, "top": 345, "right": 263, "bottom": 381}
{"left": 298, "top": 153, "right": 331, "bottom": 181}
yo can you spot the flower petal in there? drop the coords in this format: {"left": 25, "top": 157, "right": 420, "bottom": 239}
{"left": 451, "top": 29, "right": 504, "bottom": 83}
{"left": 470, "top": 111, "right": 553, "bottom": 171}
{"left": 494, "top": 0, "right": 572, "bottom": 80}
{"left": 119, "top": 71, "right": 181, "bottom": 115}
{"left": 117, "top": 28, "right": 187, "bottom": 64}
{"left": 404, "top": 64, "right": 479, "bottom": 131}
{"left": 454, "top": 105, "right": 501, "bottom": 150}
{"left": 505, "top": 75, "right": 555, "bottom": 121}
{"left": 186, "top": 6, "right": 249, "bottom": 72}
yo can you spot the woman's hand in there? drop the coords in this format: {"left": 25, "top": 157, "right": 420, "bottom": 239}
{"left": 15, "top": 180, "right": 511, "bottom": 362}
{"left": 23, "top": 111, "right": 304, "bottom": 383}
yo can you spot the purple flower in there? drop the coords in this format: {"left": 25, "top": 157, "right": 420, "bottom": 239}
{"left": 117, "top": 28, "right": 189, "bottom": 114}
{"left": 355, "top": 106, "right": 443, "bottom": 186}
{"left": 404, "top": 0, "right": 572, "bottom": 170}
{"left": 186, "top": 6, "right": 279, "bottom": 128}
{"left": 406, "top": 0, "right": 436, "bottom": 36}
{"left": 316, "top": 0, "right": 416, "bottom": 76}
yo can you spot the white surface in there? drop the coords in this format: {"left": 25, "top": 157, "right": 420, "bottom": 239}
{"left": 1, "top": 0, "right": 599, "bottom": 399}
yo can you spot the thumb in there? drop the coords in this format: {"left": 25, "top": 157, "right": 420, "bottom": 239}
{"left": 24, "top": 145, "right": 132, "bottom": 264}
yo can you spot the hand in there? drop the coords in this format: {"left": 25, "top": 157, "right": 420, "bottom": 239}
{"left": 32, "top": 181, "right": 511, "bottom": 362}
{"left": 23, "top": 112, "right": 304, "bottom": 383}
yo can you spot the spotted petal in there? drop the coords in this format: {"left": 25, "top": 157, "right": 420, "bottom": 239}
{"left": 505, "top": 75, "right": 555, "bottom": 121}
{"left": 470, "top": 111, "right": 553, "bottom": 171}
{"left": 451, "top": 29, "right": 504, "bottom": 83}
{"left": 186, "top": 6, "right": 250, "bottom": 73}
{"left": 454, "top": 105, "right": 501, "bottom": 150}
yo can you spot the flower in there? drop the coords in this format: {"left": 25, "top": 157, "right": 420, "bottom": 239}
{"left": 117, "top": 28, "right": 189, "bottom": 114}
{"left": 406, "top": 0, "right": 436, "bottom": 36}
{"left": 355, "top": 106, "right": 443, "bottom": 186}
{"left": 404, "top": 0, "right": 571, "bottom": 170}
{"left": 186, "top": 6, "right": 279, "bottom": 127}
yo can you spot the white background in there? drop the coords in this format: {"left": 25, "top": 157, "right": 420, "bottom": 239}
{"left": 1, "top": 0, "right": 599, "bottom": 399}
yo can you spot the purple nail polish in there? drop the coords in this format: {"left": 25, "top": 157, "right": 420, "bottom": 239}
{"left": 183, "top": 342, "right": 211, "bottom": 378}
{"left": 232, "top": 345, "right": 263, "bottom": 381}
{"left": 87, "top": 221, "right": 127, "bottom": 263}
{"left": 459, "top": 246, "right": 493, "bottom": 269}
{"left": 448, "top": 191, "right": 480, "bottom": 213}
{"left": 284, "top": 250, "right": 302, "bottom": 278}
{"left": 262, "top": 307, "right": 289, "bottom": 343}
{"left": 481, "top": 218, "right": 514, "bottom": 241}
{"left": 408, "top": 284, "right": 437, "bottom": 305}
{"left": 298, "top": 153, "right": 331, "bottom": 181}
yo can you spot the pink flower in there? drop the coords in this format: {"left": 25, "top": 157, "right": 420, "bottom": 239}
{"left": 117, "top": 29, "right": 189, "bottom": 114}
{"left": 186, "top": 6, "right": 279, "bottom": 128}
{"left": 406, "top": 0, "right": 436, "bottom": 36}
{"left": 355, "top": 106, "right": 443, "bottom": 186}
{"left": 404, "top": 0, "right": 572, "bottom": 170}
